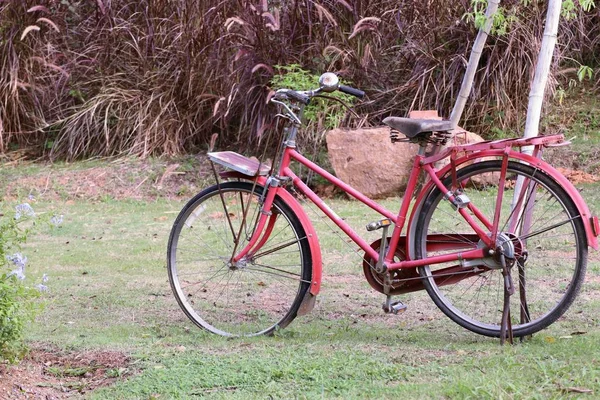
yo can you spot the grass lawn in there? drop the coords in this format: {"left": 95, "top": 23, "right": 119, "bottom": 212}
{"left": 4, "top": 172, "right": 599, "bottom": 399}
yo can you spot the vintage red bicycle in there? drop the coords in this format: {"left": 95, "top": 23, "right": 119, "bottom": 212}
{"left": 167, "top": 72, "right": 598, "bottom": 340}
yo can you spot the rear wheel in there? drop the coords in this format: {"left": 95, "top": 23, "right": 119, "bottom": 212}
{"left": 167, "top": 181, "right": 312, "bottom": 336}
{"left": 414, "top": 160, "right": 587, "bottom": 337}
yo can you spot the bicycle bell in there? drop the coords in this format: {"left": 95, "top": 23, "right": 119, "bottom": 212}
{"left": 318, "top": 72, "right": 339, "bottom": 92}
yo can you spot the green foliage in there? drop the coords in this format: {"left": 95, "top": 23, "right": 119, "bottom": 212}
{"left": 0, "top": 274, "right": 39, "bottom": 363}
{"left": 563, "top": 0, "right": 596, "bottom": 19}
{"left": 577, "top": 65, "right": 594, "bottom": 81}
{"left": 0, "top": 203, "right": 44, "bottom": 363}
{"left": 466, "top": 0, "right": 597, "bottom": 35}
{"left": 463, "top": 1, "right": 517, "bottom": 35}
{"left": 555, "top": 63, "right": 594, "bottom": 104}
{"left": 270, "top": 65, "right": 355, "bottom": 132}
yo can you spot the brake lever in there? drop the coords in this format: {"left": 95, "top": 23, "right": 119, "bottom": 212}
{"left": 270, "top": 98, "right": 302, "bottom": 125}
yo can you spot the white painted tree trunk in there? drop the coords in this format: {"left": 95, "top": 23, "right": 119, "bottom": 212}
{"left": 522, "top": 0, "right": 562, "bottom": 141}
{"left": 450, "top": 0, "right": 500, "bottom": 128}
{"left": 512, "top": 0, "right": 562, "bottom": 234}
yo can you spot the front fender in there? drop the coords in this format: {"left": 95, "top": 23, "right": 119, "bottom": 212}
{"left": 406, "top": 150, "right": 598, "bottom": 254}
{"left": 219, "top": 172, "right": 323, "bottom": 294}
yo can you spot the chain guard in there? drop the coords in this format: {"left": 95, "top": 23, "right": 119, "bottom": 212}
{"left": 362, "top": 237, "right": 421, "bottom": 295}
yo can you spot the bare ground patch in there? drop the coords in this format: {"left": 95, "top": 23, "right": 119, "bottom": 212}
{"left": 310, "top": 273, "right": 444, "bottom": 329}
{"left": 2, "top": 157, "right": 211, "bottom": 202}
{"left": 0, "top": 345, "right": 133, "bottom": 399}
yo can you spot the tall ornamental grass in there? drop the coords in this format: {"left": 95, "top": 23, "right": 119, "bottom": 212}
{"left": 0, "top": 0, "right": 598, "bottom": 159}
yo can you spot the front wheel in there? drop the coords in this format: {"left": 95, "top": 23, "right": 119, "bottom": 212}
{"left": 167, "top": 181, "right": 312, "bottom": 337}
{"left": 414, "top": 160, "right": 587, "bottom": 337}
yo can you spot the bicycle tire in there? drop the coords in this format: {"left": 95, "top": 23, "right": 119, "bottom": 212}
{"left": 414, "top": 160, "right": 587, "bottom": 337}
{"left": 167, "top": 181, "right": 312, "bottom": 336}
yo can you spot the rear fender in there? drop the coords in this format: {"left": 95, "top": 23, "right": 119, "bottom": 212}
{"left": 219, "top": 172, "right": 323, "bottom": 295}
{"left": 406, "top": 150, "right": 598, "bottom": 254}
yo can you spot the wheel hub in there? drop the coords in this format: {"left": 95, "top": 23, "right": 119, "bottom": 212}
{"left": 477, "top": 232, "right": 524, "bottom": 269}
{"left": 229, "top": 257, "right": 248, "bottom": 270}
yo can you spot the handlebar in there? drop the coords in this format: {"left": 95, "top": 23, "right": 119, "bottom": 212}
{"left": 276, "top": 89, "right": 311, "bottom": 105}
{"left": 339, "top": 85, "right": 365, "bottom": 99}
{"left": 273, "top": 72, "right": 364, "bottom": 105}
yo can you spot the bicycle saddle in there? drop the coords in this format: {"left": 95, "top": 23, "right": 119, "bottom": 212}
{"left": 383, "top": 117, "right": 454, "bottom": 138}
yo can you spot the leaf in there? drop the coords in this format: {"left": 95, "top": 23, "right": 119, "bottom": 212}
{"left": 543, "top": 336, "right": 556, "bottom": 343}
{"left": 37, "top": 17, "right": 60, "bottom": 33}
{"left": 563, "top": 387, "right": 593, "bottom": 394}
{"left": 20, "top": 25, "right": 40, "bottom": 41}
{"left": 577, "top": 65, "right": 593, "bottom": 82}
{"left": 213, "top": 97, "right": 225, "bottom": 117}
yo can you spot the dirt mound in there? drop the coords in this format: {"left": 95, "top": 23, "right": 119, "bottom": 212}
{"left": 555, "top": 167, "right": 599, "bottom": 185}
{"left": 0, "top": 346, "right": 133, "bottom": 399}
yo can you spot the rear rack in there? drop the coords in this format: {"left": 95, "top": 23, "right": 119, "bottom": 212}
{"left": 423, "top": 134, "right": 567, "bottom": 165}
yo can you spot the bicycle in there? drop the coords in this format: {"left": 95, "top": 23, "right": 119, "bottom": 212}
{"left": 167, "top": 72, "right": 599, "bottom": 340}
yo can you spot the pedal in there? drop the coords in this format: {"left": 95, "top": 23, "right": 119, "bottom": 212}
{"left": 366, "top": 218, "right": 392, "bottom": 232}
{"left": 382, "top": 299, "right": 407, "bottom": 315}
{"left": 390, "top": 300, "right": 407, "bottom": 314}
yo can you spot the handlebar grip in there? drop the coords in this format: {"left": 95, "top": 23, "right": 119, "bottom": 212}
{"left": 339, "top": 85, "right": 365, "bottom": 99}
{"left": 285, "top": 90, "right": 311, "bottom": 105}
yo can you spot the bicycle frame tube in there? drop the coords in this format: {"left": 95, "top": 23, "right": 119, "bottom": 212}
{"left": 421, "top": 163, "right": 495, "bottom": 249}
{"left": 278, "top": 147, "right": 490, "bottom": 269}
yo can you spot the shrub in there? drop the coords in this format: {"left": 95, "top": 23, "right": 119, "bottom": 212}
{"left": 0, "top": 203, "right": 47, "bottom": 363}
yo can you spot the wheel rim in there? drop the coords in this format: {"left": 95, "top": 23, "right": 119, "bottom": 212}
{"left": 417, "top": 162, "right": 585, "bottom": 335}
{"left": 169, "top": 185, "right": 308, "bottom": 336}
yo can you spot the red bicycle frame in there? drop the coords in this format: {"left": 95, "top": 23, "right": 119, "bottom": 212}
{"left": 215, "top": 130, "right": 598, "bottom": 302}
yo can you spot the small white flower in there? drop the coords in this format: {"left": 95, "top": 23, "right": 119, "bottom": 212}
{"left": 6, "top": 253, "right": 27, "bottom": 269}
{"left": 8, "top": 268, "right": 26, "bottom": 280}
{"left": 35, "top": 284, "right": 48, "bottom": 292}
{"left": 50, "top": 214, "right": 64, "bottom": 226}
{"left": 42, "top": 273, "right": 49, "bottom": 283}
{"left": 6, "top": 253, "right": 27, "bottom": 280}
{"left": 15, "top": 203, "right": 35, "bottom": 220}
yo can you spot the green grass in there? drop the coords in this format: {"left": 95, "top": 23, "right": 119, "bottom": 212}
{"left": 542, "top": 88, "right": 600, "bottom": 174}
{"left": 3, "top": 177, "right": 596, "bottom": 399}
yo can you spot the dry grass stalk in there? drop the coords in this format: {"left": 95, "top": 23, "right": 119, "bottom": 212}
{"left": 0, "top": 0, "right": 598, "bottom": 159}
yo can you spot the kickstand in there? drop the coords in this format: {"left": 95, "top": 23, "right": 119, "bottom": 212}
{"left": 500, "top": 254, "right": 514, "bottom": 345}
{"left": 518, "top": 256, "right": 532, "bottom": 342}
